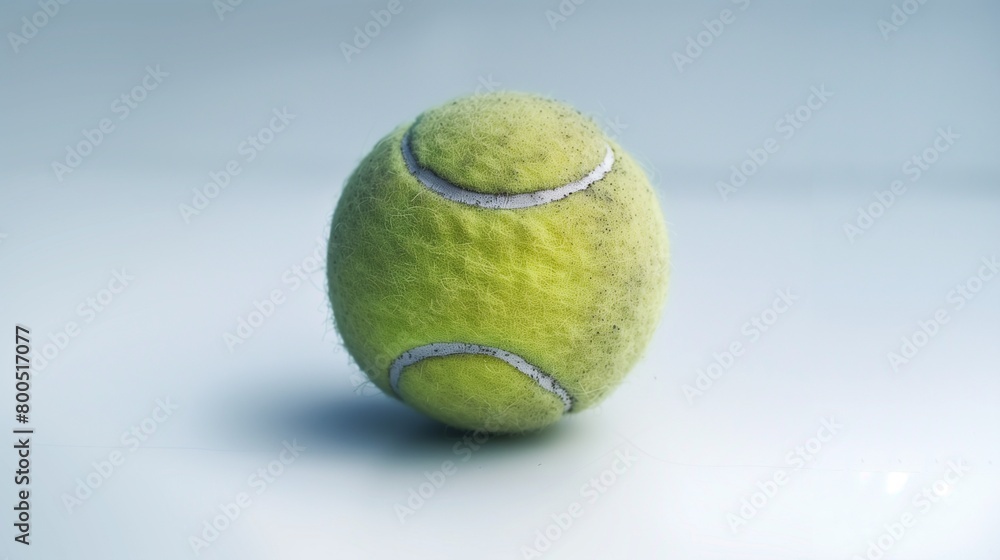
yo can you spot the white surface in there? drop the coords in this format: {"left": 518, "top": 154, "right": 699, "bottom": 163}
{"left": 2, "top": 1, "right": 998, "bottom": 559}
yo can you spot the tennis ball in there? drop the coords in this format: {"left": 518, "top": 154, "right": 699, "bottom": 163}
{"left": 327, "top": 92, "right": 669, "bottom": 433}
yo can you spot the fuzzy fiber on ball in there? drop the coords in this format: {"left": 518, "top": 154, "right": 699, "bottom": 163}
{"left": 327, "top": 92, "right": 669, "bottom": 432}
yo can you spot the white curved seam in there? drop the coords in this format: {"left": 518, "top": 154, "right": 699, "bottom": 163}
{"left": 389, "top": 342, "right": 573, "bottom": 412}
{"left": 400, "top": 131, "right": 614, "bottom": 209}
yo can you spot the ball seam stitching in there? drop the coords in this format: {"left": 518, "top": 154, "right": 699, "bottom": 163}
{"left": 388, "top": 342, "right": 574, "bottom": 413}
{"left": 400, "top": 130, "right": 614, "bottom": 209}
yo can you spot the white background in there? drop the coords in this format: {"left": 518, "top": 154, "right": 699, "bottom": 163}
{"left": 2, "top": 1, "right": 998, "bottom": 558}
